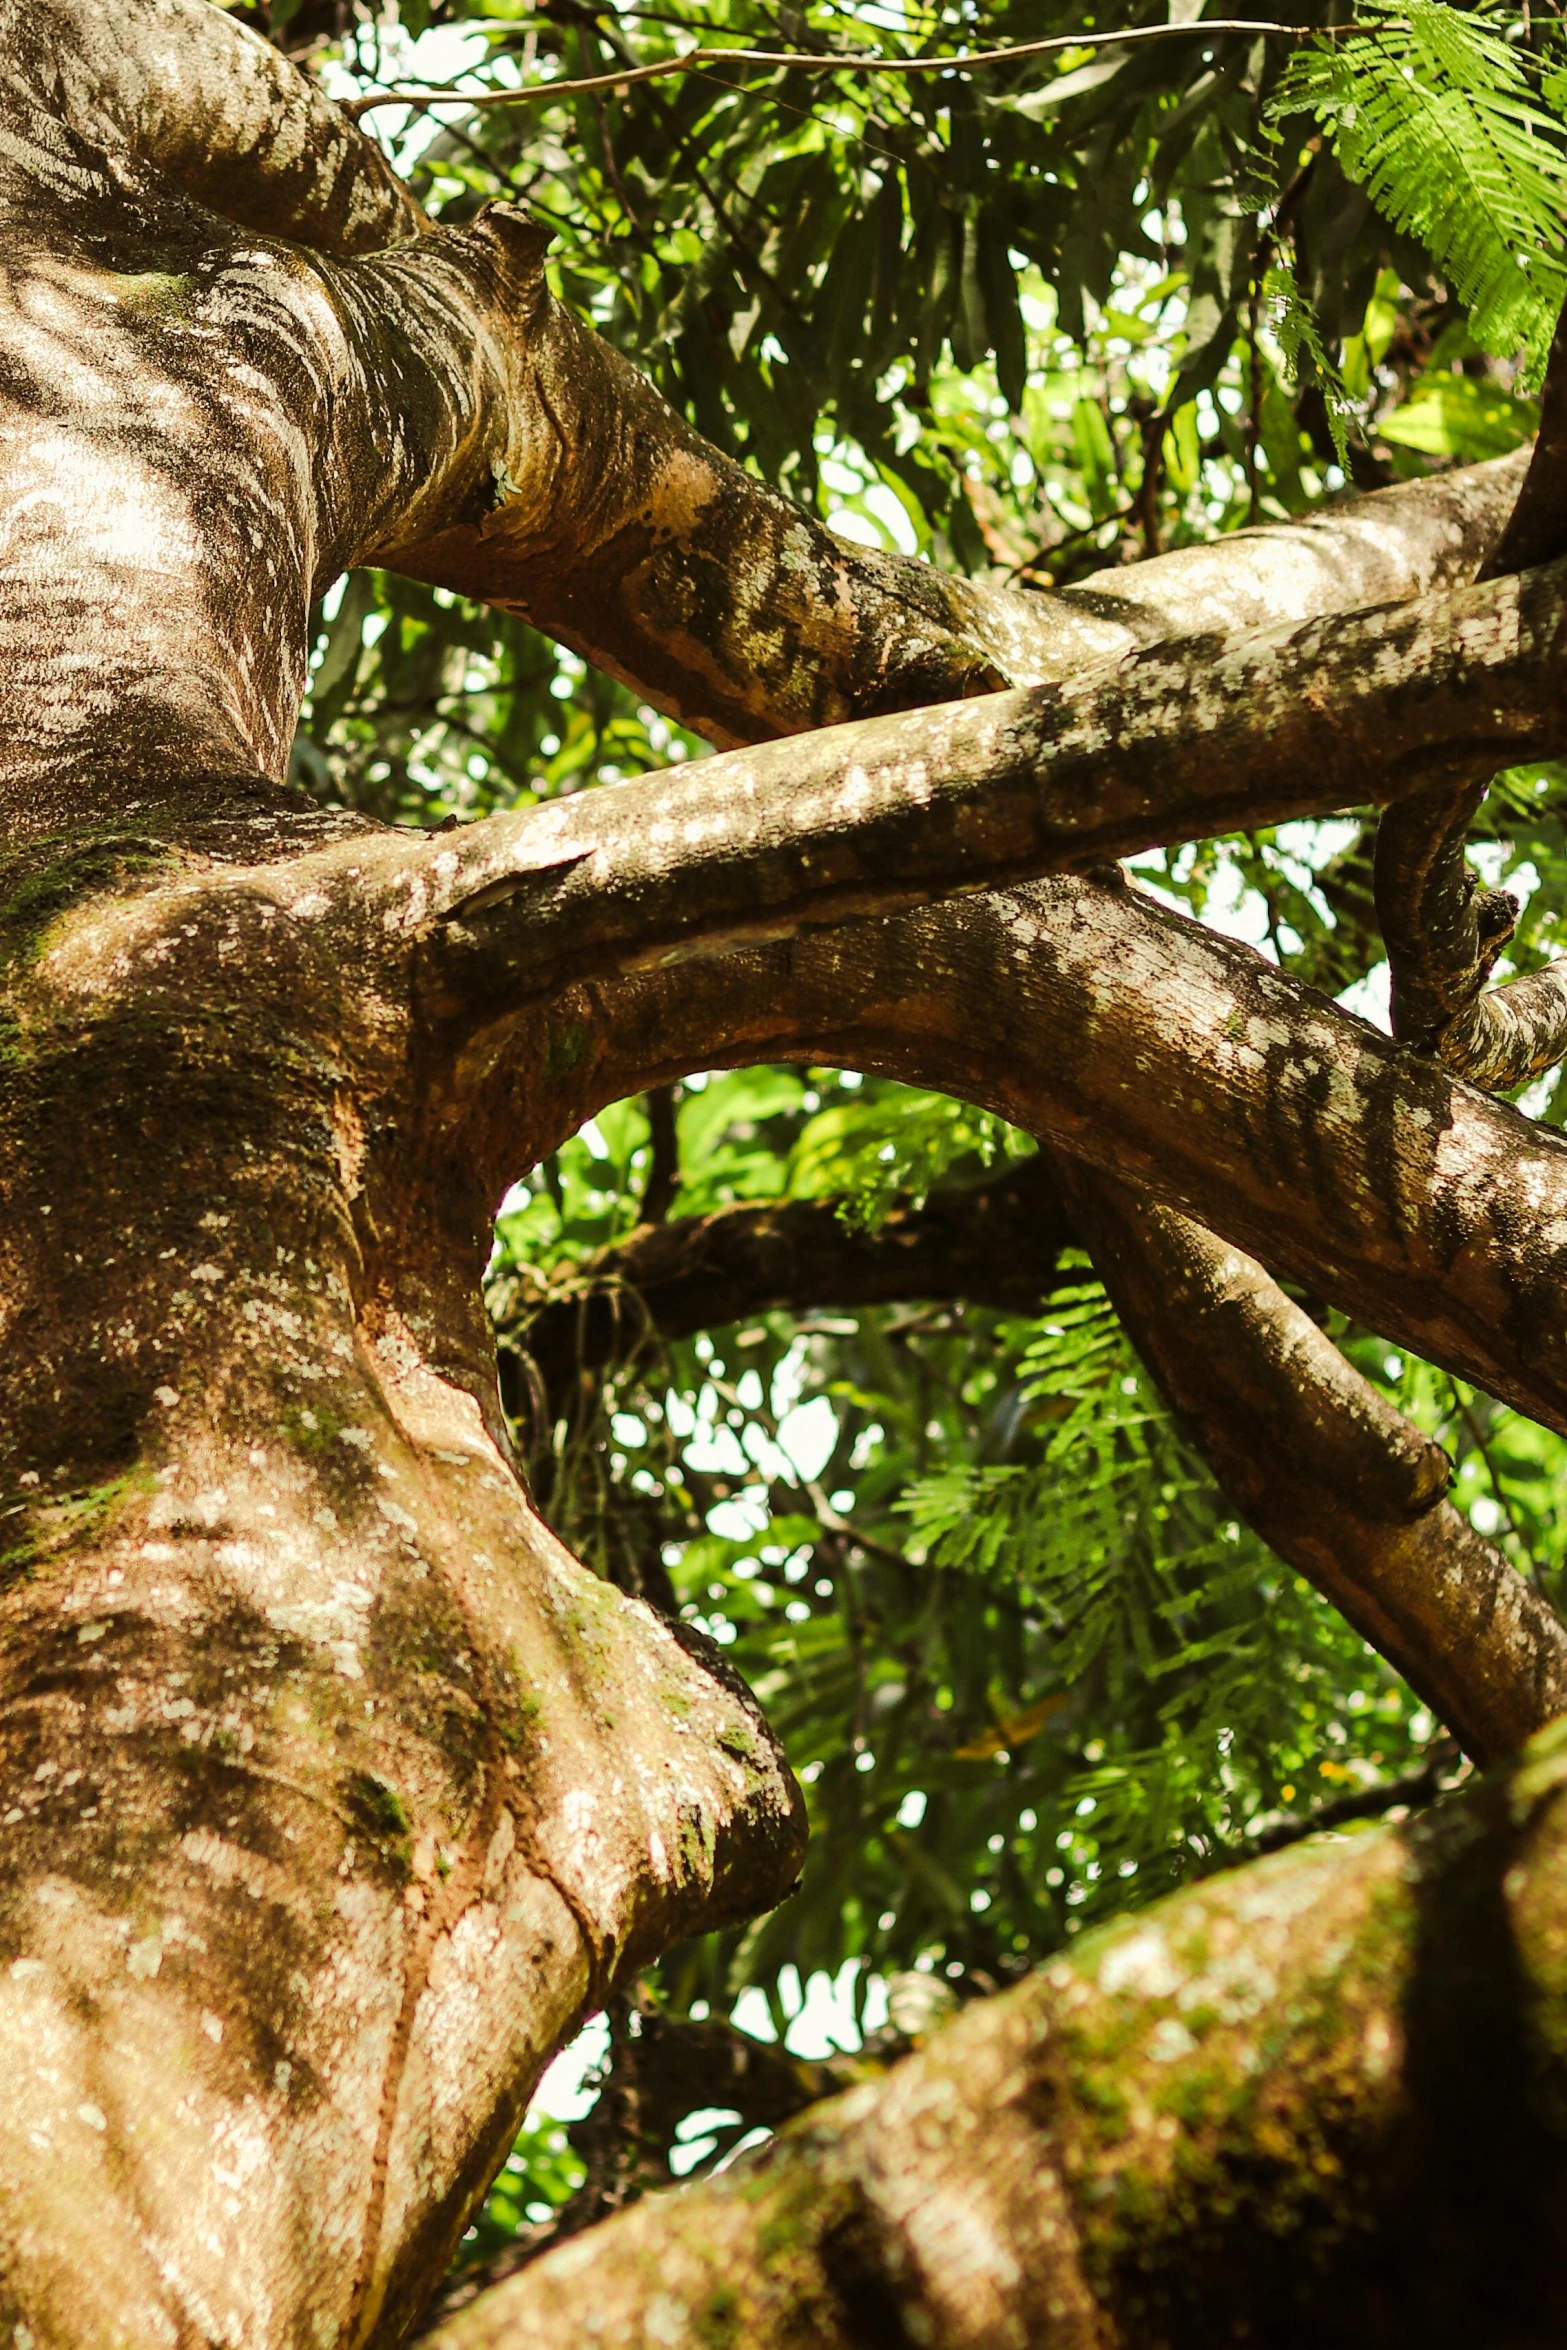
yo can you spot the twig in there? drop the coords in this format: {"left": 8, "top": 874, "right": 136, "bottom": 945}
{"left": 1448, "top": 1378, "right": 1533, "bottom": 1571}
{"left": 345, "top": 21, "right": 1351, "bottom": 118}
{"left": 1246, "top": 1745, "right": 1464, "bottom": 1856}
{"left": 807, "top": 1479, "right": 913, "bottom": 1571}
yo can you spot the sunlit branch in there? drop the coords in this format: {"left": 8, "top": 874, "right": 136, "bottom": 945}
{"left": 412, "top": 556, "right": 1567, "bottom": 1024}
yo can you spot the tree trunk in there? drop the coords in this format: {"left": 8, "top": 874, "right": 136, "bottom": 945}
{"left": 6, "top": 4, "right": 1567, "bottom": 2342}
{"left": 0, "top": 11, "right": 805, "bottom": 2341}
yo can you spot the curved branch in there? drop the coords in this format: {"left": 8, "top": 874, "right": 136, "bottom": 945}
{"left": 380, "top": 250, "right": 1531, "bottom": 749}
{"left": 1051, "top": 1158, "right": 1567, "bottom": 1765}
{"left": 418, "top": 2009, "right": 860, "bottom": 2337}
{"left": 411, "top": 555, "right": 1567, "bottom": 1029}
{"left": 476, "top": 872, "right": 1567, "bottom": 1446}
{"left": 15, "top": 0, "right": 425, "bottom": 254}
{"left": 492, "top": 1156, "right": 1078, "bottom": 1414}
{"left": 17, "top": 15, "right": 1534, "bottom": 828}
{"left": 0, "top": 31, "right": 512, "bottom": 826}
{"left": 9, "top": 6, "right": 1535, "bottom": 814}
{"left": 1374, "top": 768, "right": 1567, "bottom": 1090}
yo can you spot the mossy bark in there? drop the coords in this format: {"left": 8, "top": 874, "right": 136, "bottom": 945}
{"left": 6, "top": 3, "right": 1567, "bottom": 2343}
{"left": 430, "top": 1728, "right": 1567, "bottom": 2350}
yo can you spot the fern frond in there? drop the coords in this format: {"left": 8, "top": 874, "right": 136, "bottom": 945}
{"left": 1263, "top": 267, "right": 1356, "bottom": 465}
{"left": 1273, "top": 1, "right": 1567, "bottom": 379}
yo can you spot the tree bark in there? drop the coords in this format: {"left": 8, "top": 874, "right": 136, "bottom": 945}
{"left": 482, "top": 870, "right": 1567, "bottom": 1443}
{"left": 6, "top": 2, "right": 1567, "bottom": 2340}
{"left": 420, "top": 1724, "right": 1567, "bottom": 2350}
{"left": 412, "top": 551, "right": 1567, "bottom": 1024}
{"left": 0, "top": 11, "right": 809, "bottom": 2340}
{"left": 384, "top": 305, "right": 1532, "bottom": 750}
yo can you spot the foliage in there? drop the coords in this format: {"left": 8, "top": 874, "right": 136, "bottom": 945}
{"left": 259, "top": 0, "right": 1567, "bottom": 2275}
{"left": 1274, "top": 0, "right": 1567, "bottom": 382}
{"left": 455, "top": 2115, "right": 584, "bottom": 2268}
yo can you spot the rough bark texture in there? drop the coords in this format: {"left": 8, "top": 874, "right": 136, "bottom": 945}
{"left": 423, "top": 1721, "right": 1567, "bottom": 2350}
{"left": 496, "top": 871, "right": 1567, "bottom": 1444}
{"left": 415, "top": 2003, "right": 878, "bottom": 2338}
{"left": 0, "top": 799, "right": 808, "bottom": 2345}
{"left": 6, "top": 1, "right": 1567, "bottom": 2341}
{"left": 413, "top": 552, "right": 1567, "bottom": 1023}
{"left": 385, "top": 316, "right": 1532, "bottom": 751}
{"left": 0, "top": 11, "right": 802, "bottom": 2340}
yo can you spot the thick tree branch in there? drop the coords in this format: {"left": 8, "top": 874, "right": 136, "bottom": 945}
{"left": 11, "top": 6, "right": 1543, "bottom": 861}
{"left": 410, "top": 556, "right": 1567, "bottom": 1028}
{"left": 423, "top": 1731, "right": 1567, "bottom": 2350}
{"left": 379, "top": 250, "right": 1531, "bottom": 749}
{"left": 13, "top": 5, "right": 1547, "bottom": 874}
{"left": 418, "top": 2009, "right": 866, "bottom": 2337}
{"left": 20, "top": 0, "right": 425, "bottom": 255}
{"left": 1052, "top": 1159, "right": 1567, "bottom": 1766}
{"left": 0, "top": 44, "right": 536, "bottom": 830}
{"left": 493, "top": 1156, "right": 1078, "bottom": 1417}
{"left": 477, "top": 872, "right": 1567, "bottom": 1448}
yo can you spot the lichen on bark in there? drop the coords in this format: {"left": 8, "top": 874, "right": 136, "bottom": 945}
{"left": 6, "top": 1, "right": 1567, "bottom": 2343}
{"left": 433, "top": 1727, "right": 1567, "bottom": 2350}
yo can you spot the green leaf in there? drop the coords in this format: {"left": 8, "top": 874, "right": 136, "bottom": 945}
{"left": 1379, "top": 371, "right": 1539, "bottom": 460}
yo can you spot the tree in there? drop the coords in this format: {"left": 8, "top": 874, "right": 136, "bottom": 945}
{"left": 11, "top": 0, "right": 1567, "bottom": 2342}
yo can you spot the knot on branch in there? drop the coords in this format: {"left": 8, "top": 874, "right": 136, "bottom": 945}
{"left": 1473, "top": 882, "right": 1521, "bottom": 964}
{"left": 452, "top": 202, "right": 556, "bottom": 310}
{"left": 1375, "top": 773, "right": 1567, "bottom": 1095}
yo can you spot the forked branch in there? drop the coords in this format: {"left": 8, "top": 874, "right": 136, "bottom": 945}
{"left": 1375, "top": 304, "right": 1567, "bottom": 1092}
{"left": 411, "top": 556, "right": 1567, "bottom": 1027}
